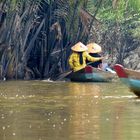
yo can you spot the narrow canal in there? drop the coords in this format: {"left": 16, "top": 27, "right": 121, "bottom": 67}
{"left": 0, "top": 80, "right": 139, "bottom": 140}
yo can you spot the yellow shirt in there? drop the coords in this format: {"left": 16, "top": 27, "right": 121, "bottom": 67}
{"left": 69, "top": 51, "right": 102, "bottom": 71}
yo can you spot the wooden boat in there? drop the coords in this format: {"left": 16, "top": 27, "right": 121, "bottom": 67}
{"left": 67, "top": 66, "right": 116, "bottom": 82}
{"left": 114, "top": 64, "right": 140, "bottom": 96}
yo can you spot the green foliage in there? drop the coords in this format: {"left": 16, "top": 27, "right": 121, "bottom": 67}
{"left": 128, "top": 0, "right": 140, "bottom": 11}
{"left": 1, "top": 0, "right": 94, "bottom": 79}
{"left": 94, "top": 0, "right": 140, "bottom": 38}
{"left": 1, "top": 0, "right": 140, "bottom": 79}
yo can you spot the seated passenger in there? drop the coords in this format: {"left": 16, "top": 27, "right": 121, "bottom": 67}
{"left": 86, "top": 42, "right": 102, "bottom": 69}
{"left": 87, "top": 42, "right": 116, "bottom": 73}
{"left": 68, "top": 42, "right": 103, "bottom": 72}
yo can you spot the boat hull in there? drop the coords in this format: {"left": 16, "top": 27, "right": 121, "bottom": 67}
{"left": 114, "top": 64, "right": 140, "bottom": 97}
{"left": 69, "top": 66, "right": 115, "bottom": 82}
{"left": 120, "top": 78, "right": 140, "bottom": 97}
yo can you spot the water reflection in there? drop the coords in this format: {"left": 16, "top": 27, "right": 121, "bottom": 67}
{"left": 0, "top": 81, "right": 139, "bottom": 140}
{"left": 66, "top": 83, "right": 101, "bottom": 140}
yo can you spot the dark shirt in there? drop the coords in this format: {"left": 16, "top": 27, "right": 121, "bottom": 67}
{"left": 87, "top": 53, "right": 102, "bottom": 68}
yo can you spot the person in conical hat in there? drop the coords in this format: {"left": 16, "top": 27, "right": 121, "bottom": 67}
{"left": 87, "top": 43, "right": 116, "bottom": 73}
{"left": 87, "top": 43, "right": 102, "bottom": 54}
{"left": 69, "top": 42, "right": 103, "bottom": 72}
{"left": 71, "top": 42, "right": 88, "bottom": 52}
{"left": 86, "top": 42, "right": 103, "bottom": 69}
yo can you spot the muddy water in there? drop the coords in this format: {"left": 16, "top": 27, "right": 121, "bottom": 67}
{"left": 0, "top": 80, "right": 139, "bottom": 140}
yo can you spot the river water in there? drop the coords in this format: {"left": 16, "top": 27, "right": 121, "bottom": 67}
{"left": 0, "top": 80, "right": 140, "bottom": 140}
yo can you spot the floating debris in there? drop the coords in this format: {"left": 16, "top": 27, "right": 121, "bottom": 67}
{"left": 13, "top": 133, "right": 16, "bottom": 136}
{"left": 2, "top": 126, "right": 5, "bottom": 130}
{"left": 16, "top": 94, "right": 19, "bottom": 97}
{"left": 94, "top": 96, "right": 99, "bottom": 98}
{"left": 29, "top": 125, "right": 32, "bottom": 128}
{"left": 106, "top": 118, "right": 109, "bottom": 121}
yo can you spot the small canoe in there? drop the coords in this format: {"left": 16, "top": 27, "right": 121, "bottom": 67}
{"left": 114, "top": 64, "right": 140, "bottom": 96}
{"left": 68, "top": 66, "right": 116, "bottom": 82}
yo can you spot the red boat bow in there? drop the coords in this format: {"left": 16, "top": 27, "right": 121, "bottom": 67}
{"left": 114, "top": 64, "right": 128, "bottom": 78}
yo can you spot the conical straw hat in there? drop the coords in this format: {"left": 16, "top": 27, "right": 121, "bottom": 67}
{"left": 71, "top": 42, "right": 88, "bottom": 52}
{"left": 87, "top": 43, "right": 102, "bottom": 53}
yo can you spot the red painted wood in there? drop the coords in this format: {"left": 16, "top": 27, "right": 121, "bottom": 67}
{"left": 85, "top": 66, "right": 93, "bottom": 73}
{"left": 114, "top": 64, "right": 128, "bottom": 78}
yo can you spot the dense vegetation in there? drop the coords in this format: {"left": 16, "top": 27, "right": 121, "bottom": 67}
{"left": 0, "top": 0, "right": 140, "bottom": 80}
{"left": 94, "top": 0, "right": 140, "bottom": 68}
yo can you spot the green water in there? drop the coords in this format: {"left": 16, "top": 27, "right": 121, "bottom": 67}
{"left": 0, "top": 80, "right": 139, "bottom": 140}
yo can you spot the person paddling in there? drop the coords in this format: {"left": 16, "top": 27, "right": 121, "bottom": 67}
{"left": 68, "top": 42, "right": 103, "bottom": 72}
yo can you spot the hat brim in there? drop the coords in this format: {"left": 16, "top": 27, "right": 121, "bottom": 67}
{"left": 87, "top": 43, "right": 102, "bottom": 53}
{"left": 71, "top": 42, "right": 88, "bottom": 52}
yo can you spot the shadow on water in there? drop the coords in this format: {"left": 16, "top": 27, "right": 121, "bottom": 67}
{"left": 0, "top": 80, "right": 139, "bottom": 140}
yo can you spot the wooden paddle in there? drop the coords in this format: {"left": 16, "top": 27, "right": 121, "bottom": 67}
{"left": 54, "top": 61, "right": 96, "bottom": 81}
{"left": 54, "top": 70, "right": 73, "bottom": 81}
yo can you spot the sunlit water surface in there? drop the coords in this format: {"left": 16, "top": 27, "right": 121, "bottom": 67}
{"left": 0, "top": 80, "right": 139, "bottom": 140}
